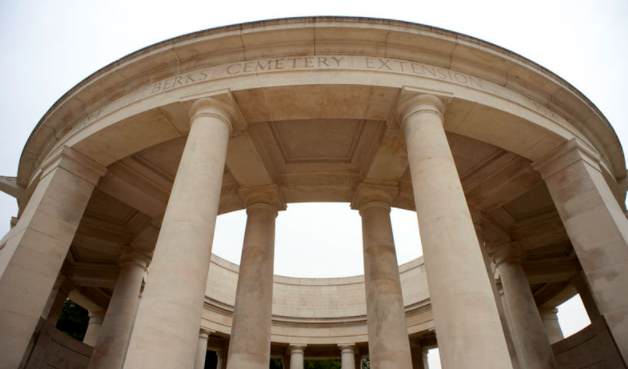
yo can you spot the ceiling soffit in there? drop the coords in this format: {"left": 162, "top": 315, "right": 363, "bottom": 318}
{"left": 252, "top": 119, "right": 383, "bottom": 173}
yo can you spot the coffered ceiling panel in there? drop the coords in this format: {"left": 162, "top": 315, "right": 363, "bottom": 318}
{"left": 252, "top": 119, "right": 383, "bottom": 173}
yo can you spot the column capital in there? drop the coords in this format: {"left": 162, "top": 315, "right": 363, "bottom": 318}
{"left": 396, "top": 93, "right": 446, "bottom": 130}
{"left": 238, "top": 184, "right": 287, "bottom": 214}
{"left": 338, "top": 343, "right": 357, "bottom": 354}
{"left": 189, "top": 97, "right": 237, "bottom": 134}
{"left": 350, "top": 182, "right": 398, "bottom": 212}
{"left": 118, "top": 246, "right": 152, "bottom": 271}
{"left": 532, "top": 138, "right": 603, "bottom": 179}
{"left": 288, "top": 344, "right": 307, "bottom": 355}
{"left": 199, "top": 327, "right": 213, "bottom": 338}
{"left": 40, "top": 146, "right": 107, "bottom": 185}
{"left": 88, "top": 310, "right": 105, "bottom": 325}
{"left": 538, "top": 307, "right": 559, "bottom": 319}
{"left": 488, "top": 242, "right": 524, "bottom": 267}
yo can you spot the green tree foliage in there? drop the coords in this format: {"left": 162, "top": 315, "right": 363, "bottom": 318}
{"left": 270, "top": 358, "right": 283, "bottom": 369}
{"left": 362, "top": 358, "right": 370, "bottom": 369}
{"left": 56, "top": 299, "right": 89, "bottom": 341}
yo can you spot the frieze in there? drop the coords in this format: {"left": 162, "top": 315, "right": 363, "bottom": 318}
{"left": 149, "top": 55, "right": 485, "bottom": 95}
{"left": 203, "top": 296, "right": 432, "bottom": 328}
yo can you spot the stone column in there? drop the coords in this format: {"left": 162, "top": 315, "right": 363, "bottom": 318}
{"left": 216, "top": 349, "right": 227, "bottom": 369}
{"left": 226, "top": 186, "right": 284, "bottom": 369}
{"left": 471, "top": 211, "right": 521, "bottom": 369}
{"left": 421, "top": 348, "right": 429, "bottom": 369}
{"left": 0, "top": 147, "right": 105, "bottom": 368}
{"left": 339, "top": 344, "right": 356, "bottom": 369}
{"left": 123, "top": 98, "right": 234, "bottom": 369}
{"left": 194, "top": 329, "right": 211, "bottom": 369}
{"left": 397, "top": 93, "right": 512, "bottom": 368}
{"left": 83, "top": 310, "right": 105, "bottom": 346}
{"left": 539, "top": 308, "right": 564, "bottom": 344}
{"left": 89, "top": 247, "right": 151, "bottom": 369}
{"left": 351, "top": 184, "right": 413, "bottom": 369}
{"left": 490, "top": 242, "right": 557, "bottom": 368}
{"left": 532, "top": 139, "right": 628, "bottom": 362}
{"left": 288, "top": 345, "right": 306, "bottom": 369}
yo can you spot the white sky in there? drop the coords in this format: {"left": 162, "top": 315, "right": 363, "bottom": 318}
{"left": 1, "top": 1, "right": 625, "bottom": 366}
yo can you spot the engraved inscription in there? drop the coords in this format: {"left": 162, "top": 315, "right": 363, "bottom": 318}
{"left": 151, "top": 70, "right": 211, "bottom": 94}
{"left": 225, "top": 56, "right": 345, "bottom": 75}
{"left": 531, "top": 100, "right": 560, "bottom": 122}
{"left": 362, "top": 57, "right": 484, "bottom": 89}
{"left": 149, "top": 55, "right": 485, "bottom": 95}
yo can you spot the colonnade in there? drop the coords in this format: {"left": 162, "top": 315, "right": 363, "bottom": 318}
{"left": 2, "top": 92, "right": 628, "bottom": 369}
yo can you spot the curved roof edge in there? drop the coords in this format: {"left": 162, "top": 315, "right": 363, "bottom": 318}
{"left": 19, "top": 16, "right": 624, "bottom": 184}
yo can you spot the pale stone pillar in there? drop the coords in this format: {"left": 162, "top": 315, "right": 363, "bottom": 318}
{"left": 288, "top": 345, "right": 306, "bottom": 369}
{"left": 83, "top": 310, "right": 105, "bottom": 346}
{"left": 217, "top": 339, "right": 229, "bottom": 369}
{"left": 490, "top": 242, "right": 557, "bottom": 368}
{"left": 194, "top": 329, "right": 211, "bottom": 369}
{"left": 471, "top": 211, "right": 521, "bottom": 369}
{"left": 216, "top": 349, "right": 226, "bottom": 369}
{"left": 421, "top": 348, "right": 429, "bottom": 369}
{"left": 0, "top": 147, "right": 105, "bottom": 368}
{"left": 397, "top": 93, "right": 512, "bottom": 368}
{"left": 123, "top": 98, "right": 234, "bottom": 369}
{"left": 339, "top": 344, "right": 357, "bottom": 369}
{"left": 351, "top": 184, "right": 413, "bottom": 369}
{"left": 226, "top": 187, "right": 284, "bottom": 369}
{"left": 539, "top": 308, "right": 564, "bottom": 344}
{"left": 532, "top": 139, "right": 628, "bottom": 362}
{"left": 89, "top": 247, "right": 151, "bottom": 369}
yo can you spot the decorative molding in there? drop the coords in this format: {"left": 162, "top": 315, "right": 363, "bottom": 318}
{"left": 202, "top": 297, "right": 432, "bottom": 329}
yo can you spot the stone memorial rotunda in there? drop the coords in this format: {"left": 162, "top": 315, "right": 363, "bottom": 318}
{"left": 1, "top": 17, "right": 627, "bottom": 369}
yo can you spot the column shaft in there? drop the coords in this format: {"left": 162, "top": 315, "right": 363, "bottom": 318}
{"left": 88, "top": 249, "right": 149, "bottom": 369}
{"left": 399, "top": 94, "right": 512, "bottom": 368}
{"left": 359, "top": 202, "right": 412, "bottom": 368}
{"left": 194, "top": 330, "right": 210, "bottom": 369}
{"left": 123, "top": 99, "right": 232, "bottom": 369}
{"left": 533, "top": 139, "right": 628, "bottom": 362}
{"left": 83, "top": 311, "right": 105, "bottom": 346}
{"left": 289, "top": 345, "right": 305, "bottom": 369}
{"left": 226, "top": 203, "right": 277, "bottom": 369}
{"left": 494, "top": 246, "right": 557, "bottom": 368}
{"left": 339, "top": 345, "right": 356, "bottom": 369}
{"left": 216, "top": 349, "right": 226, "bottom": 369}
{"left": 0, "top": 148, "right": 105, "bottom": 368}
{"left": 539, "top": 308, "right": 564, "bottom": 344}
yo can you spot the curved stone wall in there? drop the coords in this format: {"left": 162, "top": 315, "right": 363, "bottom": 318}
{"left": 201, "top": 255, "right": 432, "bottom": 344}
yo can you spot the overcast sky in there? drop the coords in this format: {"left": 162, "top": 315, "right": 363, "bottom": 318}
{"left": 1, "top": 1, "right": 624, "bottom": 365}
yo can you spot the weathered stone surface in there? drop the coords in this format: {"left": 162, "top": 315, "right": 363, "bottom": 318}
{"left": 1, "top": 17, "right": 626, "bottom": 369}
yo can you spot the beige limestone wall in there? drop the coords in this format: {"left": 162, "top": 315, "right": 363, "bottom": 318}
{"left": 202, "top": 254, "right": 430, "bottom": 344}
{"left": 552, "top": 324, "right": 626, "bottom": 369}
{"left": 21, "top": 328, "right": 93, "bottom": 369}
